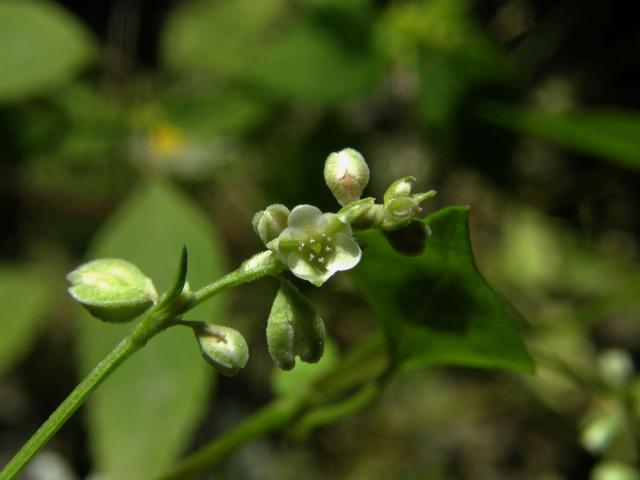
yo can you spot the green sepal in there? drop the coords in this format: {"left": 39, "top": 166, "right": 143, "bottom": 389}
{"left": 157, "top": 246, "right": 194, "bottom": 315}
{"left": 252, "top": 204, "right": 290, "bottom": 245}
{"left": 383, "top": 176, "right": 416, "bottom": 203}
{"left": 266, "top": 277, "right": 325, "bottom": 371}
{"left": 67, "top": 258, "right": 157, "bottom": 323}
{"left": 193, "top": 322, "right": 249, "bottom": 377}
{"left": 337, "top": 198, "right": 384, "bottom": 230}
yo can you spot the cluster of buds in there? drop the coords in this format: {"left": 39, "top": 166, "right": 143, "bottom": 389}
{"left": 250, "top": 147, "right": 436, "bottom": 370}
{"left": 68, "top": 147, "right": 436, "bottom": 377}
{"left": 256, "top": 148, "right": 437, "bottom": 277}
{"left": 337, "top": 175, "right": 436, "bottom": 232}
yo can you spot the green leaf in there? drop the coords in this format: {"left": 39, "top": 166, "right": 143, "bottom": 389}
{"left": 0, "top": 266, "right": 50, "bottom": 374}
{"left": 417, "top": 47, "right": 500, "bottom": 128}
{"left": 161, "top": 0, "right": 380, "bottom": 106}
{"left": 249, "top": 24, "right": 381, "bottom": 105}
{"left": 76, "top": 180, "right": 228, "bottom": 479}
{"left": 0, "top": 0, "right": 95, "bottom": 102}
{"left": 161, "top": 0, "right": 284, "bottom": 78}
{"left": 476, "top": 101, "right": 640, "bottom": 170}
{"left": 352, "top": 206, "right": 533, "bottom": 372}
{"left": 164, "top": 88, "right": 269, "bottom": 138}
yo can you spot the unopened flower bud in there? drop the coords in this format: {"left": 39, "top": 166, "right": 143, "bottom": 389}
{"left": 385, "top": 196, "right": 419, "bottom": 219}
{"left": 253, "top": 204, "right": 290, "bottom": 245}
{"left": 67, "top": 259, "right": 157, "bottom": 323}
{"left": 324, "top": 148, "right": 370, "bottom": 206}
{"left": 195, "top": 323, "right": 249, "bottom": 377}
{"left": 266, "top": 278, "right": 325, "bottom": 370}
{"left": 337, "top": 198, "right": 385, "bottom": 230}
{"left": 383, "top": 176, "right": 416, "bottom": 203}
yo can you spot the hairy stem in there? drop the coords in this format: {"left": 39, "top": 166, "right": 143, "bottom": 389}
{"left": 0, "top": 252, "right": 283, "bottom": 479}
{"left": 0, "top": 307, "right": 168, "bottom": 480}
{"left": 160, "top": 397, "right": 306, "bottom": 480}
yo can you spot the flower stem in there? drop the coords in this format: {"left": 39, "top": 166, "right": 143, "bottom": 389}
{"left": 160, "top": 397, "right": 306, "bottom": 480}
{"left": 192, "top": 251, "right": 283, "bottom": 307}
{"left": 0, "top": 307, "right": 167, "bottom": 480}
{"left": 0, "top": 252, "right": 283, "bottom": 480}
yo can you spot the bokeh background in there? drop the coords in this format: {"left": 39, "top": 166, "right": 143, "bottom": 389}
{"left": 1, "top": 0, "right": 640, "bottom": 479}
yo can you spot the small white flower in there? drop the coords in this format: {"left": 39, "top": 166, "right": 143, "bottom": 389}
{"left": 267, "top": 205, "right": 362, "bottom": 286}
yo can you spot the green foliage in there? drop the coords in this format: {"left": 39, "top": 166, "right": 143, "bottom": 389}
{"left": 161, "top": 0, "right": 284, "bottom": 78}
{"left": 353, "top": 206, "right": 533, "bottom": 372}
{"left": 379, "top": 0, "right": 502, "bottom": 129}
{"left": 249, "top": 24, "right": 381, "bottom": 105}
{"left": 161, "top": 0, "right": 380, "bottom": 106}
{"left": 75, "top": 180, "right": 228, "bottom": 479}
{"left": 477, "top": 101, "right": 640, "bottom": 170}
{"left": 3, "top": 0, "right": 638, "bottom": 477}
{"left": 0, "top": 0, "right": 95, "bottom": 102}
{"left": 0, "top": 266, "right": 50, "bottom": 374}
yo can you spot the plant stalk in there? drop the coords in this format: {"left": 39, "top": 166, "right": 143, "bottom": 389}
{"left": 0, "top": 253, "right": 283, "bottom": 479}
{"left": 0, "top": 307, "right": 167, "bottom": 480}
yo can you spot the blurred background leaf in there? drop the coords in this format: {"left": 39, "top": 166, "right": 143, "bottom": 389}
{"left": 0, "top": 0, "right": 95, "bottom": 103}
{"left": 0, "top": 266, "right": 50, "bottom": 374}
{"left": 75, "top": 180, "right": 228, "bottom": 479}
{"left": 477, "top": 101, "right": 640, "bottom": 170}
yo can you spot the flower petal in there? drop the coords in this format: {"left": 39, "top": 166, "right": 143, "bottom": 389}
{"left": 288, "top": 205, "right": 323, "bottom": 232}
{"left": 287, "top": 253, "right": 333, "bottom": 286}
{"left": 328, "top": 233, "right": 362, "bottom": 272}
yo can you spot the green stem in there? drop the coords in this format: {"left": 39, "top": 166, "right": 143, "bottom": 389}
{"left": 192, "top": 251, "right": 283, "bottom": 307}
{"left": 160, "top": 397, "right": 306, "bottom": 480}
{"left": 289, "top": 380, "right": 383, "bottom": 439}
{"left": 0, "top": 252, "right": 283, "bottom": 480}
{"left": 0, "top": 307, "right": 168, "bottom": 480}
{"left": 161, "top": 333, "right": 388, "bottom": 480}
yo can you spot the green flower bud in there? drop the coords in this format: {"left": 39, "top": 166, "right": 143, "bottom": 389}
{"left": 385, "top": 196, "right": 420, "bottom": 219}
{"left": 380, "top": 176, "right": 437, "bottom": 231}
{"left": 67, "top": 259, "right": 157, "bottom": 323}
{"left": 383, "top": 176, "right": 416, "bottom": 203}
{"left": 194, "top": 323, "right": 249, "bottom": 377}
{"left": 266, "top": 278, "right": 325, "bottom": 370}
{"left": 324, "top": 148, "right": 370, "bottom": 206}
{"left": 252, "top": 204, "right": 290, "bottom": 245}
{"left": 337, "top": 198, "right": 385, "bottom": 230}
